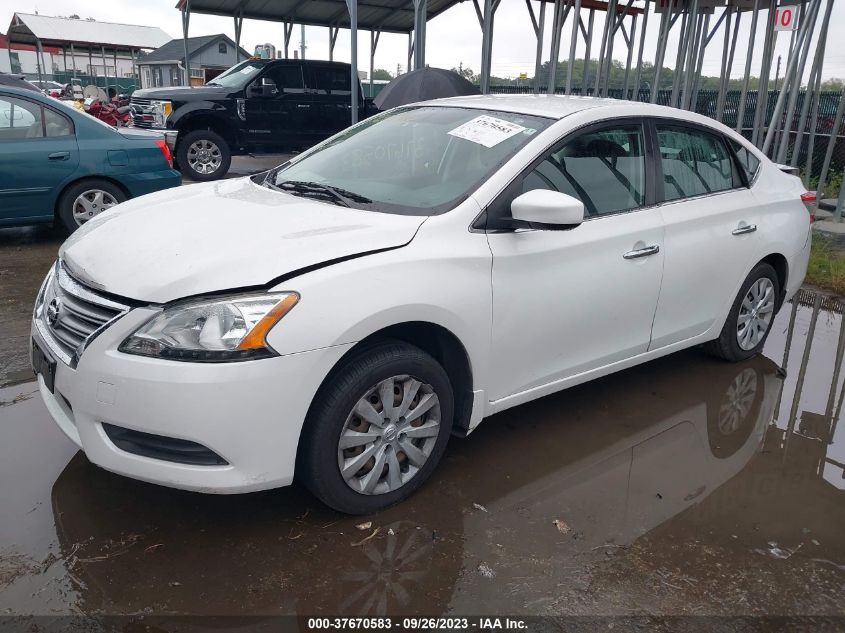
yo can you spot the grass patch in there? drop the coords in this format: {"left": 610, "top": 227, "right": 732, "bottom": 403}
{"left": 806, "top": 234, "right": 845, "bottom": 296}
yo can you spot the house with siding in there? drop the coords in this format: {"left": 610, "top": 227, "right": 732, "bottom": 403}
{"left": 138, "top": 34, "right": 249, "bottom": 88}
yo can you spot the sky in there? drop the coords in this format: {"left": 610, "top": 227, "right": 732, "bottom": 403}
{"left": 3, "top": 0, "right": 845, "bottom": 83}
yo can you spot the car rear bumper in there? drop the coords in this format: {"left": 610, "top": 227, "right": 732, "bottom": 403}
{"left": 32, "top": 308, "right": 353, "bottom": 494}
{"left": 120, "top": 168, "right": 182, "bottom": 198}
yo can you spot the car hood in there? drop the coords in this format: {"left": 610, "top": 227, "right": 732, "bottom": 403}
{"left": 59, "top": 178, "right": 426, "bottom": 304}
{"left": 132, "top": 86, "right": 232, "bottom": 101}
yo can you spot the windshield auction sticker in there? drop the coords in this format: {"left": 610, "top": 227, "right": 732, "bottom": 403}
{"left": 448, "top": 115, "right": 527, "bottom": 148}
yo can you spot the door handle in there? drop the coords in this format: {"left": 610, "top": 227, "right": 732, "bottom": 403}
{"left": 732, "top": 223, "right": 757, "bottom": 236}
{"left": 296, "top": 104, "right": 310, "bottom": 108}
{"left": 48, "top": 151, "right": 70, "bottom": 161}
{"left": 623, "top": 245, "right": 660, "bottom": 260}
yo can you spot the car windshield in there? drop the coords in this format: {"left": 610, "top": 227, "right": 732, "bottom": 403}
{"left": 206, "top": 61, "right": 264, "bottom": 88}
{"left": 265, "top": 106, "right": 551, "bottom": 215}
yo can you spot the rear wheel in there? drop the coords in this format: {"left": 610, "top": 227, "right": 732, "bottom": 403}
{"left": 705, "top": 262, "right": 780, "bottom": 362}
{"left": 57, "top": 179, "right": 126, "bottom": 233}
{"left": 299, "top": 341, "right": 454, "bottom": 515}
{"left": 177, "top": 129, "right": 231, "bottom": 181}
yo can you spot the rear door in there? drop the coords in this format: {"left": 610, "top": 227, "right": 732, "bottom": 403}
{"left": 649, "top": 120, "right": 760, "bottom": 349}
{"left": 0, "top": 93, "right": 79, "bottom": 223}
{"left": 306, "top": 64, "right": 353, "bottom": 139}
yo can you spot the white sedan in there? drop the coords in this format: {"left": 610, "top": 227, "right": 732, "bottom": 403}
{"left": 31, "top": 96, "right": 812, "bottom": 514}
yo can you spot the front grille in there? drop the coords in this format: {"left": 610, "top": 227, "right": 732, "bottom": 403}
{"left": 129, "top": 97, "right": 155, "bottom": 128}
{"left": 102, "top": 423, "right": 229, "bottom": 466}
{"left": 35, "top": 263, "right": 129, "bottom": 366}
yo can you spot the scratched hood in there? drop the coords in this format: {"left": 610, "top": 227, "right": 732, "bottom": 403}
{"left": 59, "top": 178, "right": 425, "bottom": 303}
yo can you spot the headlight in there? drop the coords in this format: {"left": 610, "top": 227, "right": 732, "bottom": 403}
{"left": 119, "top": 292, "right": 299, "bottom": 362}
{"left": 152, "top": 100, "right": 173, "bottom": 127}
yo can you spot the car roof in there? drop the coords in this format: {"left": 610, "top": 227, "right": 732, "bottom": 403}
{"left": 0, "top": 73, "right": 41, "bottom": 93}
{"left": 427, "top": 94, "right": 719, "bottom": 125}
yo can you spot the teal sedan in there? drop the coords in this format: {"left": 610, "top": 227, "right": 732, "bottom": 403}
{"left": 0, "top": 86, "right": 180, "bottom": 233}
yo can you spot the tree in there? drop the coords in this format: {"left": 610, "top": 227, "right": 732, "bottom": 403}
{"left": 371, "top": 68, "right": 393, "bottom": 81}
{"left": 451, "top": 63, "right": 476, "bottom": 83}
{"left": 820, "top": 78, "right": 844, "bottom": 92}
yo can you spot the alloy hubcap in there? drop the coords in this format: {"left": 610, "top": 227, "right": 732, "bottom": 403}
{"left": 72, "top": 189, "right": 118, "bottom": 226}
{"left": 736, "top": 278, "right": 775, "bottom": 351}
{"left": 718, "top": 368, "right": 758, "bottom": 434}
{"left": 187, "top": 139, "right": 222, "bottom": 175}
{"left": 338, "top": 375, "right": 441, "bottom": 496}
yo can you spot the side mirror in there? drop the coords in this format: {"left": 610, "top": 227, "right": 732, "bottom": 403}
{"left": 510, "top": 189, "right": 584, "bottom": 230}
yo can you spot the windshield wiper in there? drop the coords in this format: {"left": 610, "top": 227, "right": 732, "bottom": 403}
{"left": 273, "top": 180, "right": 372, "bottom": 207}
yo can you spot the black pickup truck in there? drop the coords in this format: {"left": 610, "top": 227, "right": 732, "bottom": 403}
{"left": 130, "top": 59, "right": 379, "bottom": 181}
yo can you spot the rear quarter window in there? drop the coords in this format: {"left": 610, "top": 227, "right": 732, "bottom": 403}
{"left": 729, "top": 139, "right": 761, "bottom": 183}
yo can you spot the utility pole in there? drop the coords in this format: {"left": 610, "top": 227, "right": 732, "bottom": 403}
{"left": 300, "top": 24, "right": 306, "bottom": 59}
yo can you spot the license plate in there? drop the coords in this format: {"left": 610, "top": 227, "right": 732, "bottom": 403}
{"left": 32, "top": 339, "right": 56, "bottom": 393}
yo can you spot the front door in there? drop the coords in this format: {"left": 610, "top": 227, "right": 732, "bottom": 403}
{"left": 0, "top": 93, "right": 79, "bottom": 223}
{"left": 244, "top": 62, "right": 313, "bottom": 149}
{"left": 486, "top": 121, "right": 665, "bottom": 402}
{"left": 648, "top": 122, "right": 760, "bottom": 349}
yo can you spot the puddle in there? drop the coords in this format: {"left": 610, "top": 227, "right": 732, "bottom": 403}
{"left": 0, "top": 289, "right": 843, "bottom": 617}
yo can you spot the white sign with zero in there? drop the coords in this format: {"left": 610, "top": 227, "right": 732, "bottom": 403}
{"left": 774, "top": 5, "right": 799, "bottom": 31}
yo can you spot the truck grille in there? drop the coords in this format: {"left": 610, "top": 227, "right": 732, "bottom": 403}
{"left": 129, "top": 97, "right": 155, "bottom": 128}
{"left": 35, "top": 263, "right": 129, "bottom": 367}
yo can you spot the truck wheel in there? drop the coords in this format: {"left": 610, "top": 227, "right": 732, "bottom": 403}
{"left": 177, "top": 129, "right": 231, "bottom": 181}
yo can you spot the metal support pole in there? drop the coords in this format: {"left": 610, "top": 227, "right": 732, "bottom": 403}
{"left": 329, "top": 26, "right": 339, "bottom": 61}
{"left": 631, "top": 0, "right": 649, "bottom": 101}
{"left": 670, "top": 10, "right": 690, "bottom": 108}
{"left": 113, "top": 49, "right": 118, "bottom": 92}
{"left": 775, "top": 0, "right": 823, "bottom": 163}
{"left": 369, "top": 28, "right": 380, "bottom": 98}
{"left": 792, "top": 0, "right": 833, "bottom": 168}
{"left": 834, "top": 169, "right": 845, "bottom": 222}
{"left": 582, "top": 9, "right": 595, "bottom": 94}
{"left": 593, "top": 0, "right": 614, "bottom": 96}
{"left": 233, "top": 11, "right": 244, "bottom": 61}
{"left": 680, "top": 1, "right": 700, "bottom": 110}
{"left": 283, "top": 21, "right": 293, "bottom": 59}
{"left": 407, "top": 33, "right": 413, "bottom": 73}
{"left": 785, "top": 294, "right": 822, "bottom": 456}
{"left": 547, "top": 0, "right": 563, "bottom": 94}
{"left": 736, "top": 1, "right": 760, "bottom": 133}
{"left": 765, "top": 0, "right": 819, "bottom": 158}
{"left": 529, "top": 0, "right": 546, "bottom": 94}
{"left": 690, "top": 12, "right": 711, "bottom": 112}
{"left": 601, "top": 0, "right": 622, "bottom": 97}
{"left": 181, "top": 0, "right": 192, "bottom": 87}
{"left": 88, "top": 49, "right": 93, "bottom": 85}
{"left": 100, "top": 45, "right": 109, "bottom": 89}
{"left": 815, "top": 84, "right": 845, "bottom": 201}
{"left": 130, "top": 48, "right": 137, "bottom": 89}
{"left": 622, "top": 14, "right": 637, "bottom": 99}
{"left": 413, "top": 0, "right": 427, "bottom": 71}
{"left": 565, "top": 0, "right": 582, "bottom": 95}
{"left": 301, "top": 24, "right": 306, "bottom": 59}
{"left": 35, "top": 39, "right": 44, "bottom": 85}
{"left": 63, "top": 48, "right": 68, "bottom": 77}
{"left": 716, "top": 6, "right": 734, "bottom": 121}
{"left": 479, "top": 0, "right": 495, "bottom": 94}
{"left": 346, "top": 0, "right": 359, "bottom": 124}
{"left": 71, "top": 42, "right": 77, "bottom": 80}
{"left": 751, "top": 0, "right": 777, "bottom": 148}
{"left": 651, "top": 8, "right": 671, "bottom": 104}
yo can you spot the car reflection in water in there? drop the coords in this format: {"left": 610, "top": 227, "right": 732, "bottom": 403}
{"left": 49, "top": 351, "right": 780, "bottom": 616}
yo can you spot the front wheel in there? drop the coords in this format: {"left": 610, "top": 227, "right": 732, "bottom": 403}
{"left": 298, "top": 341, "right": 454, "bottom": 515}
{"left": 705, "top": 262, "right": 780, "bottom": 362}
{"left": 176, "top": 129, "right": 231, "bottom": 181}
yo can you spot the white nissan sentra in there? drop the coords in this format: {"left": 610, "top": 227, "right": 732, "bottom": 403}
{"left": 32, "top": 96, "right": 812, "bottom": 514}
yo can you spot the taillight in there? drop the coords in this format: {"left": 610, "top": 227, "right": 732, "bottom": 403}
{"left": 155, "top": 138, "right": 173, "bottom": 168}
{"left": 801, "top": 192, "right": 817, "bottom": 223}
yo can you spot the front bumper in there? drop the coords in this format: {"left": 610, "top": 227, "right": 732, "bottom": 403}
{"left": 32, "top": 307, "right": 353, "bottom": 493}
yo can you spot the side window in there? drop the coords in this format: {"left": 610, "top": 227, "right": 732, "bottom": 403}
{"left": 520, "top": 124, "right": 646, "bottom": 217}
{"left": 656, "top": 125, "right": 736, "bottom": 202}
{"left": 43, "top": 107, "right": 73, "bottom": 137}
{"left": 729, "top": 139, "right": 760, "bottom": 184}
{"left": 309, "top": 67, "right": 351, "bottom": 94}
{"left": 267, "top": 65, "right": 305, "bottom": 93}
{"left": 0, "top": 96, "right": 42, "bottom": 140}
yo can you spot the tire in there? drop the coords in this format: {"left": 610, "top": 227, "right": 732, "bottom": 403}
{"left": 176, "top": 129, "right": 231, "bottom": 181}
{"left": 704, "top": 262, "right": 780, "bottom": 362}
{"left": 298, "top": 340, "right": 454, "bottom": 515}
{"left": 57, "top": 179, "right": 126, "bottom": 233}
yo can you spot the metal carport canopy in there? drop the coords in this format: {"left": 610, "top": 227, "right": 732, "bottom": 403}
{"left": 174, "top": 0, "right": 462, "bottom": 34}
